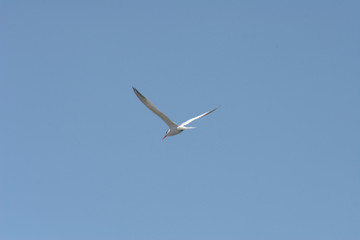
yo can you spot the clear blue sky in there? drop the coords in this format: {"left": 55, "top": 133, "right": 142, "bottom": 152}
{"left": 1, "top": 1, "right": 359, "bottom": 239}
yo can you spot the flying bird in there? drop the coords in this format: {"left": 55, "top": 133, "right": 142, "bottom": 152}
{"left": 132, "top": 87, "right": 219, "bottom": 140}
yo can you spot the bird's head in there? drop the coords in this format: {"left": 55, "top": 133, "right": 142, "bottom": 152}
{"left": 162, "top": 130, "right": 170, "bottom": 140}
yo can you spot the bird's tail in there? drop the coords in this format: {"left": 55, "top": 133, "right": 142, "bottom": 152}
{"left": 178, "top": 126, "right": 196, "bottom": 130}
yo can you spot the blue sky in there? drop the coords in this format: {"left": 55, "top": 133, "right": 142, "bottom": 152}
{"left": 1, "top": 1, "right": 359, "bottom": 239}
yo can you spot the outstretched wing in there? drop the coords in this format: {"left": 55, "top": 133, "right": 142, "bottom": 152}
{"left": 180, "top": 107, "right": 219, "bottom": 127}
{"left": 132, "top": 87, "right": 177, "bottom": 128}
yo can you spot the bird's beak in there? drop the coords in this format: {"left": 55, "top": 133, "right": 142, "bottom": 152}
{"left": 162, "top": 135, "right": 167, "bottom": 140}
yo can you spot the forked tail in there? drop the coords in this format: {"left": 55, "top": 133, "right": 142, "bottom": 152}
{"left": 178, "top": 126, "right": 196, "bottom": 130}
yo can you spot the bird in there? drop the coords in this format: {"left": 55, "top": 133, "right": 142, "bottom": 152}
{"left": 132, "top": 87, "right": 219, "bottom": 140}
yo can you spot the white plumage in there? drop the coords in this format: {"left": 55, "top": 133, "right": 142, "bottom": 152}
{"left": 132, "top": 87, "right": 218, "bottom": 140}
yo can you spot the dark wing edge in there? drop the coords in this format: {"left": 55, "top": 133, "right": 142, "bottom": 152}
{"left": 132, "top": 87, "right": 177, "bottom": 127}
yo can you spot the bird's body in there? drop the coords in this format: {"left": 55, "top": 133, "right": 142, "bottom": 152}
{"left": 132, "top": 87, "right": 218, "bottom": 139}
{"left": 167, "top": 127, "right": 183, "bottom": 136}
{"left": 165, "top": 126, "right": 195, "bottom": 136}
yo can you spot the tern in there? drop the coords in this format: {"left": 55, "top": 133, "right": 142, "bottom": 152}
{"left": 132, "top": 87, "right": 219, "bottom": 140}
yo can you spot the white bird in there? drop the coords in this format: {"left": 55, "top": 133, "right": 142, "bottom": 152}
{"left": 132, "top": 87, "right": 219, "bottom": 140}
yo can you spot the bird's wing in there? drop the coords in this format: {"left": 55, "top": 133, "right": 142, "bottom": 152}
{"left": 133, "top": 87, "right": 178, "bottom": 128}
{"left": 180, "top": 107, "right": 219, "bottom": 127}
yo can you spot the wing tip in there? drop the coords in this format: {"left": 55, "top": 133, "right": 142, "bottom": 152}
{"left": 132, "top": 86, "right": 147, "bottom": 101}
{"left": 132, "top": 86, "right": 140, "bottom": 95}
{"left": 212, "top": 105, "right": 221, "bottom": 112}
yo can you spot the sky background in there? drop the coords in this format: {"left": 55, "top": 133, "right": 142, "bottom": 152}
{"left": 1, "top": 1, "right": 359, "bottom": 239}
